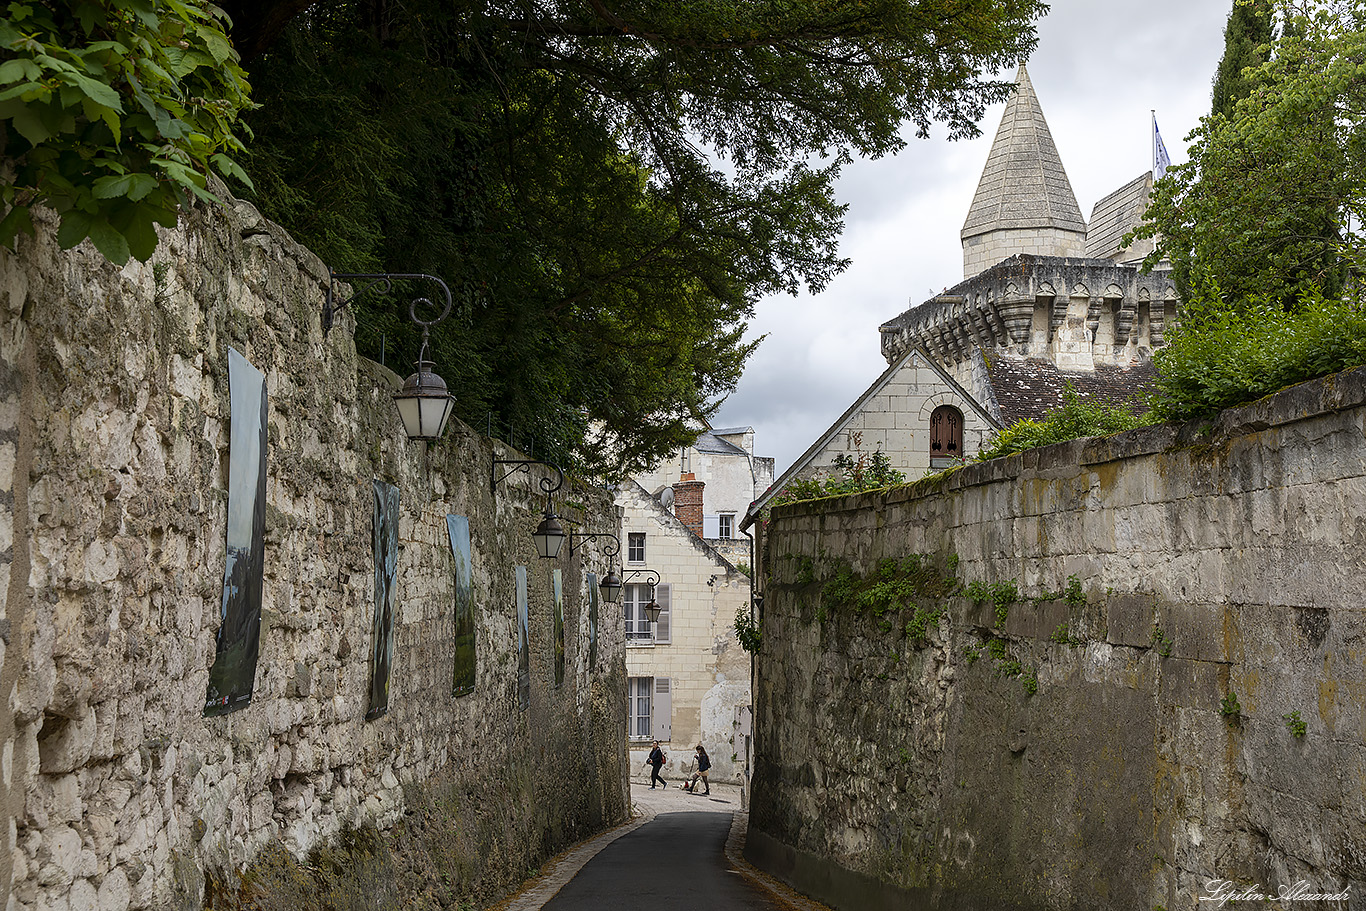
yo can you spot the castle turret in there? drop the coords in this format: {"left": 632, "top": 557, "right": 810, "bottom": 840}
{"left": 960, "top": 65, "right": 1088, "bottom": 280}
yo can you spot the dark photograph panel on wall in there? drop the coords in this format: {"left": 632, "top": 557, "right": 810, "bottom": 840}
{"left": 447, "top": 514, "right": 475, "bottom": 697}
{"left": 205, "top": 348, "right": 268, "bottom": 717}
{"left": 553, "top": 568, "right": 565, "bottom": 688}
{"left": 516, "top": 566, "right": 529, "bottom": 712}
{"left": 367, "top": 479, "right": 400, "bottom": 721}
{"left": 586, "top": 572, "right": 599, "bottom": 672}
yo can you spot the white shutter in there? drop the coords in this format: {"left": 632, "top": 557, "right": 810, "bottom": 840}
{"left": 702, "top": 514, "right": 721, "bottom": 538}
{"left": 652, "top": 677, "right": 672, "bottom": 742}
{"left": 654, "top": 583, "right": 671, "bottom": 644}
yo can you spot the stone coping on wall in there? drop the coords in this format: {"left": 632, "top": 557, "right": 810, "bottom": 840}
{"left": 768, "top": 364, "right": 1366, "bottom": 523}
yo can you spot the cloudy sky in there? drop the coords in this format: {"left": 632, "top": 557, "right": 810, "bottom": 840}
{"left": 711, "top": 0, "right": 1232, "bottom": 475}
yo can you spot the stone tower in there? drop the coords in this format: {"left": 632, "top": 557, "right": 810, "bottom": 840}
{"left": 960, "top": 64, "right": 1088, "bottom": 280}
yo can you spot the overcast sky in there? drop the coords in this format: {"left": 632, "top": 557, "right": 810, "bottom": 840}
{"left": 711, "top": 0, "right": 1232, "bottom": 476}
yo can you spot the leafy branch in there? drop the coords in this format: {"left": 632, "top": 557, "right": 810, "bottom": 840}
{"left": 0, "top": 0, "right": 254, "bottom": 264}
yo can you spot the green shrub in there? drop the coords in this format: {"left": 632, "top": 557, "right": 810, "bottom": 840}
{"left": 762, "top": 449, "right": 906, "bottom": 517}
{"left": 977, "top": 384, "right": 1148, "bottom": 461}
{"left": 1149, "top": 290, "right": 1366, "bottom": 421}
{"left": 734, "top": 609, "right": 762, "bottom": 654}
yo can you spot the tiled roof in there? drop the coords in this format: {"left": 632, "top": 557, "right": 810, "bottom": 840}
{"left": 983, "top": 354, "right": 1160, "bottom": 426}
{"left": 694, "top": 431, "right": 747, "bottom": 457}
{"left": 961, "top": 65, "right": 1087, "bottom": 239}
{"left": 1085, "top": 172, "right": 1152, "bottom": 259}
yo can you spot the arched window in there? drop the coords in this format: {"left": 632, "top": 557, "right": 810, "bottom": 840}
{"left": 929, "top": 405, "right": 963, "bottom": 465}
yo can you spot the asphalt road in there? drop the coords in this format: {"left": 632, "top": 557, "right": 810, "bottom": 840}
{"left": 541, "top": 796, "right": 789, "bottom": 911}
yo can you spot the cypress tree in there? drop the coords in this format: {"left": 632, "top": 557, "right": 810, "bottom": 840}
{"left": 1211, "top": 0, "right": 1274, "bottom": 118}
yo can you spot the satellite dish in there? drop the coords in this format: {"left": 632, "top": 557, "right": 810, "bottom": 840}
{"left": 659, "top": 487, "right": 675, "bottom": 510}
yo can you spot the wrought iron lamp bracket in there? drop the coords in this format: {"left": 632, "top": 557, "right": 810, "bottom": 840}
{"left": 621, "top": 568, "right": 661, "bottom": 592}
{"left": 491, "top": 459, "right": 566, "bottom": 497}
{"left": 569, "top": 532, "right": 620, "bottom": 560}
{"left": 324, "top": 270, "right": 454, "bottom": 339}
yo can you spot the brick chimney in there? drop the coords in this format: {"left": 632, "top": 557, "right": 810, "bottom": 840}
{"left": 672, "top": 473, "right": 705, "bottom": 537}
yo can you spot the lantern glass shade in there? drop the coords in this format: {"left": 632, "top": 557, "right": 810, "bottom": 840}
{"left": 644, "top": 599, "right": 662, "bottom": 624}
{"left": 599, "top": 569, "right": 622, "bottom": 603}
{"left": 533, "top": 510, "right": 566, "bottom": 559}
{"left": 393, "top": 365, "right": 456, "bottom": 441}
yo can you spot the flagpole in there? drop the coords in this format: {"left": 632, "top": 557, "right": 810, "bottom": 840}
{"left": 1151, "top": 109, "right": 1156, "bottom": 174}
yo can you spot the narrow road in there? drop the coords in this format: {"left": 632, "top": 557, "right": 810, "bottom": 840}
{"left": 501, "top": 781, "right": 828, "bottom": 911}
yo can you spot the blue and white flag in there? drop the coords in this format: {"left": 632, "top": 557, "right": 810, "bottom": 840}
{"left": 1154, "top": 116, "right": 1171, "bottom": 180}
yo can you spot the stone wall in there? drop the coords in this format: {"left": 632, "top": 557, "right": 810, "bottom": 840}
{"left": 0, "top": 196, "right": 628, "bottom": 910}
{"left": 748, "top": 367, "right": 1366, "bottom": 910}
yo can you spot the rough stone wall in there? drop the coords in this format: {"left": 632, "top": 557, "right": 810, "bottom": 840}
{"left": 879, "top": 254, "right": 1178, "bottom": 371}
{"left": 0, "top": 198, "right": 628, "bottom": 910}
{"left": 749, "top": 367, "right": 1366, "bottom": 911}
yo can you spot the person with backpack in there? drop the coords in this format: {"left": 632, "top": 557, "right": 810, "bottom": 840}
{"left": 646, "top": 741, "right": 667, "bottom": 790}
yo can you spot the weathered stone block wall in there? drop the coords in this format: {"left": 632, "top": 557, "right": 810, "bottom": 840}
{"left": 0, "top": 197, "right": 628, "bottom": 910}
{"left": 749, "top": 368, "right": 1366, "bottom": 911}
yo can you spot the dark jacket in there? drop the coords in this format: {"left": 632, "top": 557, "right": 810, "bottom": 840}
{"left": 696, "top": 750, "right": 710, "bottom": 772}
{"left": 648, "top": 746, "right": 665, "bottom": 767}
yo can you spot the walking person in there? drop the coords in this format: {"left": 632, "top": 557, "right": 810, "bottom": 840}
{"left": 646, "top": 741, "right": 667, "bottom": 790}
{"left": 685, "top": 744, "right": 711, "bottom": 795}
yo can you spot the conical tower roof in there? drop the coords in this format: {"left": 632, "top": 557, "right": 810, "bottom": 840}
{"left": 961, "top": 65, "right": 1086, "bottom": 241}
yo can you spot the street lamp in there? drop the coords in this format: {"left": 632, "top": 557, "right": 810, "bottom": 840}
{"left": 570, "top": 532, "right": 625, "bottom": 603}
{"left": 492, "top": 459, "right": 566, "bottom": 558}
{"left": 324, "top": 270, "right": 457, "bottom": 442}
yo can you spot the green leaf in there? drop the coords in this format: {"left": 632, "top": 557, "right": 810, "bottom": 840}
{"left": 87, "top": 217, "right": 131, "bottom": 265}
{"left": 110, "top": 204, "right": 158, "bottom": 262}
{"left": 201, "top": 31, "right": 234, "bottom": 65}
{"left": 92, "top": 174, "right": 137, "bottom": 199}
{"left": 56, "top": 209, "right": 93, "bottom": 250}
{"left": 0, "top": 58, "right": 40, "bottom": 84}
{"left": 10, "top": 103, "right": 52, "bottom": 145}
{"left": 0, "top": 204, "right": 34, "bottom": 247}
{"left": 0, "top": 82, "right": 47, "bottom": 103}
{"left": 210, "top": 152, "right": 253, "bottom": 189}
{"left": 125, "top": 173, "right": 160, "bottom": 202}
{"left": 69, "top": 72, "right": 122, "bottom": 110}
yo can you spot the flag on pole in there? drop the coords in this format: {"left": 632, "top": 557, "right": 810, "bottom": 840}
{"left": 1153, "top": 116, "right": 1171, "bottom": 179}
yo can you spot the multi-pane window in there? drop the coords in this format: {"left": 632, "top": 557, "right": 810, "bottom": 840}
{"left": 627, "top": 532, "right": 646, "bottom": 563}
{"left": 628, "top": 677, "right": 652, "bottom": 739}
{"left": 627, "top": 676, "right": 672, "bottom": 741}
{"left": 625, "top": 584, "right": 653, "bottom": 642}
{"left": 718, "top": 514, "right": 734, "bottom": 540}
{"left": 625, "top": 583, "right": 671, "bottom": 643}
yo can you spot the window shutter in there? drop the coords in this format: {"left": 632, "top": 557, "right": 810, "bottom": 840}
{"left": 654, "top": 584, "right": 671, "bottom": 644}
{"left": 652, "top": 677, "right": 672, "bottom": 742}
{"left": 702, "top": 514, "right": 720, "bottom": 538}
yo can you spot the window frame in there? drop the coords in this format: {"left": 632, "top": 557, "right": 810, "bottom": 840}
{"left": 929, "top": 404, "right": 965, "bottom": 468}
{"left": 628, "top": 677, "right": 653, "bottom": 740}
{"left": 627, "top": 532, "right": 646, "bottom": 564}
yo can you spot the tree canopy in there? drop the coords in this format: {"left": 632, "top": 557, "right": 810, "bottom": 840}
{"left": 1211, "top": 0, "right": 1274, "bottom": 119}
{"left": 232, "top": 0, "right": 1045, "bottom": 478}
{"left": 1132, "top": 0, "right": 1364, "bottom": 308}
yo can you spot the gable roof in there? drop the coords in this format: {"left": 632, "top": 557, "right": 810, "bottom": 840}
{"left": 624, "top": 478, "right": 739, "bottom": 573}
{"left": 983, "top": 352, "right": 1159, "bottom": 425}
{"left": 961, "top": 64, "right": 1086, "bottom": 241}
{"left": 740, "top": 347, "right": 998, "bottom": 531}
